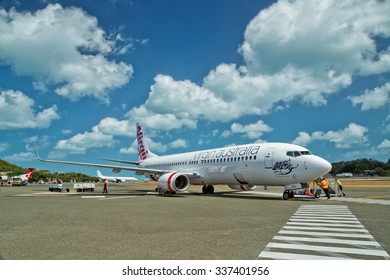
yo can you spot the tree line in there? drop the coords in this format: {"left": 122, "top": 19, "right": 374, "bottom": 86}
{"left": 330, "top": 158, "right": 390, "bottom": 176}
{"left": 0, "top": 159, "right": 98, "bottom": 183}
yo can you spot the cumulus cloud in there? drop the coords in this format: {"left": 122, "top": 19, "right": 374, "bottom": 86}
{"left": 53, "top": 128, "right": 117, "bottom": 155}
{"left": 293, "top": 123, "right": 369, "bottom": 148}
{"left": 169, "top": 139, "right": 188, "bottom": 149}
{"left": 230, "top": 121, "right": 273, "bottom": 139}
{"left": 4, "top": 152, "right": 35, "bottom": 162}
{"left": 0, "top": 90, "right": 60, "bottom": 129}
{"left": 350, "top": 83, "right": 390, "bottom": 111}
{"left": 94, "top": 117, "right": 134, "bottom": 137}
{"left": 125, "top": 0, "right": 390, "bottom": 127}
{"left": 378, "top": 139, "right": 390, "bottom": 149}
{"left": 240, "top": 0, "right": 390, "bottom": 76}
{"left": 0, "top": 4, "right": 133, "bottom": 102}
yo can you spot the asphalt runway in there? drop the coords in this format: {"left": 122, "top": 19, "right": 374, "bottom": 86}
{"left": 0, "top": 182, "right": 389, "bottom": 260}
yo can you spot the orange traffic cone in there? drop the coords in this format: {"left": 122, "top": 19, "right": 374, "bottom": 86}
{"left": 306, "top": 188, "right": 312, "bottom": 195}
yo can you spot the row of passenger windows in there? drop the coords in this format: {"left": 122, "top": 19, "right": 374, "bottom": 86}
{"left": 286, "top": 151, "right": 312, "bottom": 157}
{"left": 149, "top": 155, "right": 258, "bottom": 168}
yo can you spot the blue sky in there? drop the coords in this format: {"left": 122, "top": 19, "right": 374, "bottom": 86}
{"left": 1, "top": 0, "right": 390, "bottom": 176}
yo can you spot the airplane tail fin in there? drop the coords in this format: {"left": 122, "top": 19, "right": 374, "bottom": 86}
{"left": 25, "top": 168, "right": 35, "bottom": 179}
{"left": 97, "top": 170, "right": 103, "bottom": 178}
{"left": 136, "top": 123, "right": 158, "bottom": 162}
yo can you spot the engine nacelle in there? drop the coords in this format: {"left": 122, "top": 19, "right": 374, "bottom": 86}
{"left": 228, "top": 184, "right": 257, "bottom": 191}
{"left": 158, "top": 172, "right": 190, "bottom": 193}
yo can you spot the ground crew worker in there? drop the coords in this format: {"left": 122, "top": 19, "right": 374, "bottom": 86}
{"left": 332, "top": 177, "right": 346, "bottom": 197}
{"left": 317, "top": 177, "right": 330, "bottom": 199}
{"left": 103, "top": 179, "right": 108, "bottom": 193}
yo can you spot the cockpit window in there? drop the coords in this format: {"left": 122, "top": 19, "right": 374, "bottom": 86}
{"left": 287, "top": 150, "right": 312, "bottom": 157}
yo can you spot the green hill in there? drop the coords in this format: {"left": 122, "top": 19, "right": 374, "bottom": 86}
{"left": 0, "top": 159, "right": 98, "bottom": 182}
{"left": 0, "top": 159, "right": 27, "bottom": 177}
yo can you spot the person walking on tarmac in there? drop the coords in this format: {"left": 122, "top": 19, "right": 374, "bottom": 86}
{"left": 317, "top": 177, "right": 331, "bottom": 199}
{"left": 332, "top": 177, "right": 346, "bottom": 197}
{"left": 103, "top": 179, "right": 108, "bottom": 194}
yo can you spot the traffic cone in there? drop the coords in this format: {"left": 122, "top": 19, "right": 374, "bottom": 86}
{"left": 306, "top": 188, "right": 312, "bottom": 195}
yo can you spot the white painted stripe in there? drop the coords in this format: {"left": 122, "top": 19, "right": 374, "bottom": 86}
{"left": 332, "top": 197, "right": 390, "bottom": 205}
{"left": 284, "top": 225, "right": 369, "bottom": 232}
{"left": 290, "top": 217, "right": 359, "bottom": 222}
{"left": 267, "top": 242, "right": 390, "bottom": 257}
{"left": 273, "top": 235, "right": 381, "bottom": 246}
{"left": 100, "top": 196, "right": 136, "bottom": 200}
{"left": 293, "top": 213, "right": 356, "bottom": 217}
{"left": 81, "top": 196, "right": 105, "bottom": 199}
{"left": 278, "top": 230, "right": 374, "bottom": 239}
{"left": 299, "top": 205, "right": 348, "bottom": 208}
{"left": 286, "top": 222, "right": 364, "bottom": 228}
{"left": 258, "top": 251, "right": 351, "bottom": 260}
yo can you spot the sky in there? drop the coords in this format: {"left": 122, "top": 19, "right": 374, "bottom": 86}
{"left": 0, "top": 0, "right": 390, "bottom": 177}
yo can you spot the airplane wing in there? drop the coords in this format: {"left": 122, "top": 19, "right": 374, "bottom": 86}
{"left": 35, "top": 146, "right": 201, "bottom": 179}
{"left": 98, "top": 158, "right": 139, "bottom": 165}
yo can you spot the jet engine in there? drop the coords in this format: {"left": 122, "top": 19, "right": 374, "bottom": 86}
{"left": 228, "top": 184, "right": 257, "bottom": 191}
{"left": 158, "top": 172, "right": 190, "bottom": 193}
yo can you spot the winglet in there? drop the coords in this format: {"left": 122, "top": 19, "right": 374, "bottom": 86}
{"left": 34, "top": 143, "right": 42, "bottom": 161}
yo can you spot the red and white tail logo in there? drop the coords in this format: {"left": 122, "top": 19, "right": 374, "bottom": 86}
{"left": 136, "top": 123, "right": 148, "bottom": 161}
{"left": 26, "top": 168, "right": 35, "bottom": 179}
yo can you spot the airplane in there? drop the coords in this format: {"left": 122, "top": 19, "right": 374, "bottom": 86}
{"left": 8, "top": 168, "right": 35, "bottom": 186}
{"left": 0, "top": 171, "right": 11, "bottom": 181}
{"left": 35, "top": 123, "right": 332, "bottom": 199}
{"left": 96, "top": 170, "right": 138, "bottom": 183}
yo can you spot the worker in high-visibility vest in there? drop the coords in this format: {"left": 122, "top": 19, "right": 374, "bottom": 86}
{"left": 332, "top": 177, "right": 346, "bottom": 197}
{"left": 317, "top": 177, "right": 330, "bottom": 199}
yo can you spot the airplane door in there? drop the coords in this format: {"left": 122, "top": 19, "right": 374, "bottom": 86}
{"left": 264, "top": 147, "right": 275, "bottom": 169}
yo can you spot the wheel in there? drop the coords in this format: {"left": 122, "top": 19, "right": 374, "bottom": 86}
{"left": 66, "top": 188, "right": 70, "bottom": 192}
{"left": 202, "top": 185, "right": 206, "bottom": 194}
{"left": 206, "top": 185, "right": 214, "bottom": 194}
{"left": 283, "top": 191, "right": 289, "bottom": 200}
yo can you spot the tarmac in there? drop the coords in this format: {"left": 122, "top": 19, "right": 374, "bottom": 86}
{"left": 0, "top": 181, "right": 389, "bottom": 260}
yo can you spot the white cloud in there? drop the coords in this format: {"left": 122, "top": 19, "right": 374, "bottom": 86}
{"left": 169, "top": 139, "right": 188, "bottom": 149}
{"left": 293, "top": 123, "right": 369, "bottom": 148}
{"left": 4, "top": 152, "right": 34, "bottom": 162}
{"left": 126, "top": 0, "right": 390, "bottom": 127}
{"left": 0, "top": 90, "right": 60, "bottom": 129}
{"left": 53, "top": 130, "right": 117, "bottom": 154}
{"left": 240, "top": 0, "right": 390, "bottom": 76}
{"left": 94, "top": 117, "right": 134, "bottom": 137}
{"left": 0, "top": 4, "right": 133, "bottom": 102}
{"left": 230, "top": 121, "right": 273, "bottom": 139}
{"left": 350, "top": 83, "right": 390, "bottom": 111}
{"left": 378, "top": 139, "right": 390, "bottom": 149}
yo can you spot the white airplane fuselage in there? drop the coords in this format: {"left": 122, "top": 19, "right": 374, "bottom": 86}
{"left": 139, "top": 143, "right": 331, "bottom": 187}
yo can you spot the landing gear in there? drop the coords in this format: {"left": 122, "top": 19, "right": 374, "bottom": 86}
{"left": 282, "top": 191, "right": 294, "bottom": 200}
{"left": 157, "top": 187, "right": 176, "bottom": 195}
{"left": 202, "top": 185, "right": 214, "bottom": 194}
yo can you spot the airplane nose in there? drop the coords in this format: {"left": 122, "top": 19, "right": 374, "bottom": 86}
{"left": 312, "top": 156, "right": 332, "bottom": 177}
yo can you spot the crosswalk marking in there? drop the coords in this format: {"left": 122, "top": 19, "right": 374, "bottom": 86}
{"left": 257, "top": 205, "right": 390, "bottom": 260}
